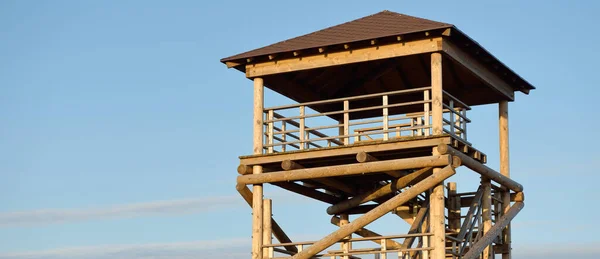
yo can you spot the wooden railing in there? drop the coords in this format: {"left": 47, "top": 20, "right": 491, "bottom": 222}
{"left": 263, "top": 233, "right": 433, "bottom": 259}
{"left": 262, "top": 88, "right": 471, "bottom": 154}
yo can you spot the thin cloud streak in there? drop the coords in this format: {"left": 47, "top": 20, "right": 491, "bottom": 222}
{"left": 0, "top": 196, "right": 242, "bottom": 228}
{"left": 0, "top": 238, "right": 250, "bottom": 259}
{"left": 1, "top": 239, "right": 599, "bottom": 259}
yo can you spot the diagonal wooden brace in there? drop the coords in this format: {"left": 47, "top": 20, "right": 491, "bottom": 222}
{"left": 462, "top": 202, "right": 524, "bottom": 259}
{"left": 292, "top": 165, "right": 456, "bottom": 259}
{"left": 326, "top": 167, "right": 433, "bottom": 215}
{"left": 236, "top": 183, "right": 298, "bottom": 253}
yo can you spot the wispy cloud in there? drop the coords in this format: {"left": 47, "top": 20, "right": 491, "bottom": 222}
{"left": 0, "top": 238, "right": 250, "bottom": 259}
{"left": 1, "top": 239, "right": 599, "bottom": 259}
{"left": 0, "top": 196, "right": 242, "bottom": 228}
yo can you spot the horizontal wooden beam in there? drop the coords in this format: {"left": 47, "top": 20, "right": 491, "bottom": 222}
{"left": 331, "top": 216, "right": 403, "bottom": 250}
{"left": 246, "top": 38, "right": 443, "bottom": 78}
{"left": 237, "top": 155, "right": 451, "bottom": 185}
{"left": 462, "top": 202, "right": 524, "bottom": 259}
{"left": 281, "top": 160, "right": 355, "bottom": 195}
{"left": 437, "top": 144, "right": 523, "bottom": 192}
{"left": 239, "top": 135, "right": 450, "bottom": 166}
{"left": 441, "top": 39, "right": 514, "bottom": 101}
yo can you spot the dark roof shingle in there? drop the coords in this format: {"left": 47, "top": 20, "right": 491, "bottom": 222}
{"left": 221, "top": 10, "right": 453, "bottom": 62}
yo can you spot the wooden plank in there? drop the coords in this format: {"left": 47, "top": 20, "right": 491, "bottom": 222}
{"left": 462, "top": 202, "right": 524, "bottom": 259}
{"left": 293, "top": 165, "right": 456, "bottom": 259}
{"left": 240, "top": 136, "right": 451, "bottom": 166}
{"left": 238, "top": 155, "right": 451, "bottom": 185}
{"left": 246, "top": 38, "right": 443, "bottom": 78}
{"left": 442, "top": 39, "right": 515, "bottom": 101}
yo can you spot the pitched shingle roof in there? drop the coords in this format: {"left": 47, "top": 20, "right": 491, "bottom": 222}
{"left": 221, "top": 10, "right": 453, "bottom": 62}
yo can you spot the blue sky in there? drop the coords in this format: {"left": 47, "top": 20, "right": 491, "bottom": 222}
{"left": 1, "top": 0, "right": 599, "bottom": 258}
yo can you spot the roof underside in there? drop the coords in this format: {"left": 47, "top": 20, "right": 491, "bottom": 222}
{"left": 221, "top": 11, "right": 535, "bottom": 119}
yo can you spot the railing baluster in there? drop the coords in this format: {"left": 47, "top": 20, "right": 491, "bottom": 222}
{"left": 281, "top": 121, "right": 286, "bottom": 152}
{"left": 424, "top": 90, "right": 430, "bottom": 136}
{"left": 343, "top": 100, "right": 349, "bottom": 145}
{"left": 268, "top": 110, "right": 274, "bottom": 154}
{"left": 380, "top": 238, "right": 387, "bottom": 259}
{"left": 462, "top": 109, "right": 468, "bottom": 141}
{"left": 449, "top": 100, "right": 455, "bottom": 136}
{"left": 382, "top": 95, "right": 389, "bottom": 141}
{"left": 299, "top": 106, "right": 305, "bottom": 150}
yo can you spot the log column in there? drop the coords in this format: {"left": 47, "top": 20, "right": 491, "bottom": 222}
{"left": 430, "top": 52, "right": 445, "bottom": 259}
{"left": 481, "top": 178, "right": 492, "bottom": 259}
{"left": 499, "top": 100, "right": 511, "bottom": 259}
{"left": 252, "top": 77, "right": 264, "bottom": 259}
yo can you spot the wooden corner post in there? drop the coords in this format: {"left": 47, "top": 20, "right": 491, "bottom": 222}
{"left": 430, "top": 52, "right": 445, "bottom": 259}
{"left": 499, "top": 100, "right": 511, "bottom": 259}
{"left": 253, "top": 77, "right": 264, "bottom": 259}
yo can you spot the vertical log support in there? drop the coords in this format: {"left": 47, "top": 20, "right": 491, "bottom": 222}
{"left": 263, "top": 199, "right": 273, "bottom": 258}
{"left": 252, "top": 77, "right": 265, "bottom": 259}
{"left": 447, "top": 182, "right": 460, "bottom": 233}
{"left": 481, "top": 178, "right": 492, "bottom": 259}
{"left": 340, "top": 214, "right": 350, "bottom": 259}
{"left": 499, "top": 100, "right": 512, "bottom": 259}
{"left": 430, "top": 52, "right": 445, "bottom": 259}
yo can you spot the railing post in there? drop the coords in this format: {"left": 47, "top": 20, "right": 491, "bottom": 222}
{"left": 341, "top": 214, "right": 350, "bottom": 259}
{"left": 267, "top": 110, "right": 274, "bottom": 154}
{"left": 281, "top": 121, "right": 286, "bottom": 152}
{"left": 380, "top": 238, "right": 387, "bottom": 259}
{"left": 462, "top": 109, "right": 468, "bottom": 142}
{"left": 382, "top": 95, "right": 389, "bottom": 141}
{"left": 299, "top": 106, "right": 305, "bottom": 150}
{"left": 448, "top": 100, "right": 455, "bottom": 135}
{"left": 343, "top": 100, "right": 349, "bottom": 145}
{"left": 424, "top": 89, "right": 430, "bottom": 136}
{"left": 454, "top": 108, "right": 461, "bottom": 137}
{"left": 431, "top": 53, "right": 443, "bottom": 135}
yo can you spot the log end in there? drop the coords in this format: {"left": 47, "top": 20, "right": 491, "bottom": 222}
{"left": 451, "top": 156, "right": 462, "bottom": 168}
{"left": 436, "top": 144, "right": 449, "bottom": 155}
{"left": 237, "top": 164, "right": 252, "bottom": 175}
{"left": 514, "top": 191, "right": 525, "bottom": 202}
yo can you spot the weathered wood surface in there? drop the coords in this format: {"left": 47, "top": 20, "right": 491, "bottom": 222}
{"left": 462, "top": 202, "right": 524, "bottom": 259}
{"left": 238, "top": 155, "right": 451, "bottom": 185}
{"left": 292, "top": 165, "right": 456, "bottom": 259}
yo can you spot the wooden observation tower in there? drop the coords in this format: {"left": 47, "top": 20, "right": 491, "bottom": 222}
{"left": 221, "top": 11, "right": 534, "bottom": 259}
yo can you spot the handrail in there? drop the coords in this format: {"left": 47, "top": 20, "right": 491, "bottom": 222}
{"left": 264, "top": 87, "right": 432, "bottom": 111}
{"left": 263, "top": 233, "right": 433, "bottom": 248}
